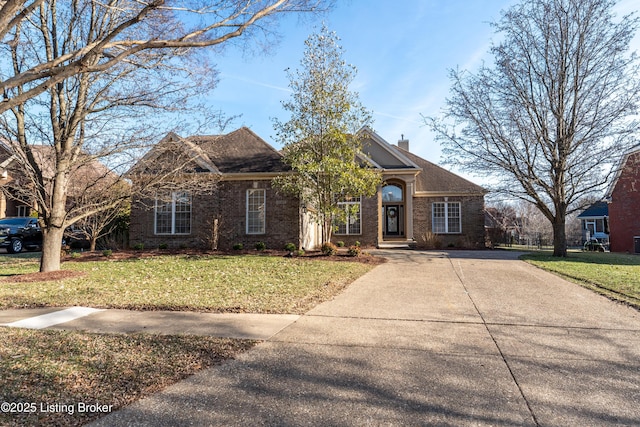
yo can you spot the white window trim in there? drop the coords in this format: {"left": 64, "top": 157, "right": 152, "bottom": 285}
{"left": 246, "top": 189, "right": 266, "bottom": 235}
{"left": 432, "top": 202, "right": 462, "bottom": 234}
{"left": 335, "top": 196, "right": 362, "bottom": 236}
{"left": 154, "top": 191, "right": 192, "bottom": 235}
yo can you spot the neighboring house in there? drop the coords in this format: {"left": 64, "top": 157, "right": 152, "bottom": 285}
{"left": 606, "top": 145, "right": 640, "bottom": 253}
{"left": 0, "top": 141, "right": 33, "bottom": 217}
{"left": 0, "top": 142, "right": 122, "bottom": 219}
{"left": 129, "top": 126, "right": 487, "bottom": 250}
{"left": 577, "top": 201, "right": 609, "bottom": 245}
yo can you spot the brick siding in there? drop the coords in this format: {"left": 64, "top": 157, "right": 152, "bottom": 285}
{"left": 130, "top": 179, "right": 300, "bottom": 251}
{"left": 609, "top": 151, "right": 640, "bottom": 253}
{"left": 413, "top": 195, "right": 486, "bottom": 249}
{"left": 333, "top": 194, "right": 378, "bottom": 247}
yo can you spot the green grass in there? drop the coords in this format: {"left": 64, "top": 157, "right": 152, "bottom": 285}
{"left": 0, "top": 254, "right": 376, "bottom": 314}
{"left": 521, "top": 251, "right": 640, "bottom": 308}
{"left": 0, "top": 328, "right": 256, "bottom": 427}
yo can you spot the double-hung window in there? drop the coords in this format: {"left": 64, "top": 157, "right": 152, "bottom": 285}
{"left": 246, "top": 189, "right": 266, "bottom": 234}
{"left": 335, "top": 196, "right": 361, "bottom": 235}
{"left": 155, "top": 191, "right": 191, "bottom": 235}
{"left": 432, "top": 202, "right": 461, "bottom": 234}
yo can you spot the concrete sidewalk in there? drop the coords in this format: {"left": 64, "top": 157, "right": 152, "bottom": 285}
{"left": 0, "top": 307, "right": 299, "bottom": 340}
{"left": 85, "top": 249, "right": 640, "bottom": 426}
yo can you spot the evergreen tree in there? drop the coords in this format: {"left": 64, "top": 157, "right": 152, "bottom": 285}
{"left": 273, "top": 24, "right": 381, "bottom": 244}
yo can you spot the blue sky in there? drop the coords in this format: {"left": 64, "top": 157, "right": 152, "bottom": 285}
{"left": 206, "top": 0, "right": 640, "bottom": 180}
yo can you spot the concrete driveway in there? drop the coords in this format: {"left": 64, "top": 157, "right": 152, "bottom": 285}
{"left": 93, "top": 250, "right": 640, "bottom": 426}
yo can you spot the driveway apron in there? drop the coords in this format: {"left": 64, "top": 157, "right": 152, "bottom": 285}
{"left": 92, "top": 250, "right": 640, "bottom": 427}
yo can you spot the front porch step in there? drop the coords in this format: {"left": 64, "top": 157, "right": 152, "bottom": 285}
{"left": 377, "top": 241, "right": 416, "bottom": 249}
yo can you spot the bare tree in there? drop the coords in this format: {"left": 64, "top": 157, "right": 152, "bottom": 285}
{"left": 0, "top": 0, "right": 331, "bottom": 272}
{"left": 0, "top": 1, "right": 330, "bottom": 114}
{"left": 427, "top": 0, "right": 640, "bottom": 257}
{"left": 67, "top": 175, "right": 131, "bottom": 252}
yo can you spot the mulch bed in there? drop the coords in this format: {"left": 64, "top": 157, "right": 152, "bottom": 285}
{"left": 2, "top": 248, "right": 385, "bottom": 283}
{"left": 62, "top": 248, "right": 387, "bottom": 265}
{"left": 2, "top": 270, "right": 87, "bottom": 283}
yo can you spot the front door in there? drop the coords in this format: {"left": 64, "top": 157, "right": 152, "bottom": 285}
{"left": 383, "top": 205, "right": 403, "bottom": 237}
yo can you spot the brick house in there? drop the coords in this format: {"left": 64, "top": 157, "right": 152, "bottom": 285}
{"left": 0, "top": 142, "right": 121, "bottom": 219}
{"left": 606, "top": 145, "right": 640, "bottom": 253}
{"left": 129, "top": 127, "right": 486, "bottom": 250}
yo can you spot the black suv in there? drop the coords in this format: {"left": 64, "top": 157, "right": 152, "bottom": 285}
{"left": 0, "top": 217, "right": 42, "bottom": 253}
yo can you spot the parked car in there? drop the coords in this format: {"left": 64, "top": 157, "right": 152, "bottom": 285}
{"left": 0, "top": 217, "right": 42, "bottom": 253}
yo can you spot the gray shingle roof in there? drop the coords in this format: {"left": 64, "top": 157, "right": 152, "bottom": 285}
{"left": 189, "top": 127, "right": 289, "bottom": 174}
{"left": 394, "top": 146, "right": 486, "bottom": 194}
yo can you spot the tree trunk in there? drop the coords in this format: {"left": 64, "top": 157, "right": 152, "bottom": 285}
{"left": 90, "top": 236, "right": 97, "bottom": 252}
{"left": 322, "top": 216, "right": 332, "bottom": 244}
{"left": 552, "top": 216, "right": 567, "bottom": 257}
{"left": 40, "top": 226, "right": 65, "bottom": 272}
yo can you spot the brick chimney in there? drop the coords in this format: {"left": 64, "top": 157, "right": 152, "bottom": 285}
{"left": 398, "top": 134, "right": 409, "bottom": 151}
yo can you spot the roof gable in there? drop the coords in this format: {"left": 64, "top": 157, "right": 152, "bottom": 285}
{"left": 358, "top": 127, "right": 421, "bottom": 170}
{"left": 357, "top": 126, "right": 484, "bottom": 194}
{"left": 130, "top": 127, "right": 288, "bottom": 176}
{"left": 606, "top": 144, "right": 640, "bottom": 198}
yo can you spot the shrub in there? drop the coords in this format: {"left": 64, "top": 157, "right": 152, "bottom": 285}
{"left": 420, "top": 232, "right": 442, "bottom": 250}
{"left": 294, "top": 249, "right": 305, "bottom": 257}
{"left": 284, "top": 242, "right": 296, "bottom": 252}
{"left": 336, "top": 241, "right": 345, "bottom": 247}
{"left": 347, "top": 245, "right": 361, "bottom": 257}
{"left": 70, "top": 252, "right": 82, "bottom": 259}
{"left": 158, "top": 243, "right": 168, "bottom": 250}
{"left": 102, "top": 249, "right": 113, "bottom": 257}
{"left": 255, "top": 241, "right": 267, "bottom": 251}
{"left": 355, "top": 241, "right": 361, "bottom": 248}
{"left": 321, "top": 242, "right": 338, "bottom": 256}
{"left": 132, "top": 243, "right": 144, "bottom": 251}
{"left": 232, "top": 243, "right": 244, "bottom": 250}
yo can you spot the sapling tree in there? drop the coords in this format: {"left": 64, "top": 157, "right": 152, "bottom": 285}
{"left": 273, "top": 24, "right": 381, "bottom": 244}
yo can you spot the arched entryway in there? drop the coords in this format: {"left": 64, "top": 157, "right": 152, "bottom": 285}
{"left": 382, "top": 182, "right": 405, "bottom": 238}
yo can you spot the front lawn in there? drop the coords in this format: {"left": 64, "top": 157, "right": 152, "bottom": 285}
{"left": 0, "top": 251, "right": 378, "bottom": 426}
{"left": 0, "top": 253, "right": 377, "bottom": 314}
{"left": 0, "top": 328, "right": 255, "bottom": 427}
{"left": 521, "top": 251, "right": 640, "bottom": 309}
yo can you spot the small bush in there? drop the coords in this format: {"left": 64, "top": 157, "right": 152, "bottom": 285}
{"left": 355, "top": 241, "right": 361, "bottom": 248}
{"left": 255, "top": 241, "right": 267, "bottom": 251}
{"left": 70, "top": 252, "right": 82, "bottom": 259}
{"left": 284, "top": 242, "right": 296, "bottom": 252}
{"left": 347, "top": 245, "right": 361, "bottom": 257}
{"left": 420, "top": 232, "right": 443, "bottom": 250}
{"left": 336, "top": 241, "right": 345, "bottom": 247}
{"left": 321, "top": 242, "right": 338, "bottom": 256}
{"left": 158, "top": 243, "right": 169, "bottom": 250}
{"left": 102, "top": 249, "right": 113, "bottom": 257}
{"left": 294, "top": 249, "right": 305, "bottom": 257}
{"left": 233, "top": 243, "right": 244, "bottom": 250}
{"left": 132, "top": 243, "right": 144, "bottom": 251}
